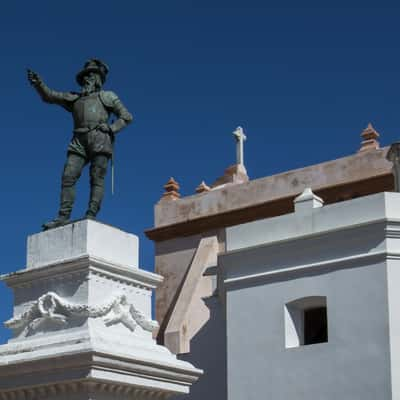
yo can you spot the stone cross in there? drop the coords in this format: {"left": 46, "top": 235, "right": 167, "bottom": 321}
{"left": 233, "top": 126, "right": 247, "bottom": 166}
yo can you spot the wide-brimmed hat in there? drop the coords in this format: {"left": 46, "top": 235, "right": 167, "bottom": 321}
{"left": 76, "top": 58, "right": 109, "bottom": 86}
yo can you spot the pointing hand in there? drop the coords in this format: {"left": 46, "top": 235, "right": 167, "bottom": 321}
{"left": 27, "top": 69, "right": 42, "bottom": 86}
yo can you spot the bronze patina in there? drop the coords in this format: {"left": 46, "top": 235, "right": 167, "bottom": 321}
{"left": 27, "top": 59, "right": 133, "bottom": 230}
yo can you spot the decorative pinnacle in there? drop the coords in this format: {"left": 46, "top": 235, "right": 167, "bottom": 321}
{"left": 161, "top": 177, "right": 180, "bottom": 200}
{"left": 359, "top": 123, "right": 380, "bottom": 152}
{"left": 195, "top": 181, "right": 211, "bottom": 194}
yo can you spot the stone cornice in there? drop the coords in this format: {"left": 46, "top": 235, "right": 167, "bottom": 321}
{"left": 146, "top": 147, "right": 395, "bottom": 242}
{"left": 0, "top": 349, "right": 202, "bottom": 394}
{"left": 225, "top": 217, "right": 393, "bottom": 255}
{"left": 0, "top": 381, "right": 173, "bottom": 400}
{"left": 146, "top": 173, "right": 393, "bottom": 242}
{"left": 221, "top": 219, "right": 400, "bottom": 289}
{"left": 223, "top": 250, "right": 393, "bottom": 289}
{"left": 1, "top": 255, "right": 162, "bottom": 290}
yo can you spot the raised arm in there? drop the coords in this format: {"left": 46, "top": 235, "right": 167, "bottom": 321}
{"left": 99, "top": 91, "right": 133, "bottom": 134}
{"left": 27, "top": 69, "right": 78, "bottom": 111}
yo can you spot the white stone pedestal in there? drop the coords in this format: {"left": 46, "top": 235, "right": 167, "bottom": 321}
{"left": 0, "top": 220, "right": 201, "bottom": 400}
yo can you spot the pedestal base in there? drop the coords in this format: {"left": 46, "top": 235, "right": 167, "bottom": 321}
{"left": 0, "top": 220, "right": 201, "bottom": 399}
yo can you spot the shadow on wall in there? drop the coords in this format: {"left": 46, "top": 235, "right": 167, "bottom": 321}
{"left": 173, "top": 294, "right": 227, "bottom": 400}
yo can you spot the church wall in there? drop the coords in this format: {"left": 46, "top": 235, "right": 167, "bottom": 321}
{"left": 147, "top": 148, "right": 398, "bottom": 400}
{"left": 226, "top": 261, "right": 391, "bottom": 400}
{"left": 386, "top": 258, "right": 400, "bottom": 399}
{"left": 221, "top": 192, "right": 400, "bottom": 399}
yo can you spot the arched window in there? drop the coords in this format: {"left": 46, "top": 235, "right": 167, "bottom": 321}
{"left": 285, "top": 296, "right": 328, "bottom": 348}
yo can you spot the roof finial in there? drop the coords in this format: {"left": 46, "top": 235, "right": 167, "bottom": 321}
{"left": 359, "top": 123, "right": 380, "bottom": 152}
{"left": 195, "top": 181, "right": 211, "bottom": 194}
{"left": 161, "top": 177, "right": 180, "bottom": 201}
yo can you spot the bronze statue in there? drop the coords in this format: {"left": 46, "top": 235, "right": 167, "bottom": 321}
{"left": 27, "top": 59, "right": 133, "bottom": 230}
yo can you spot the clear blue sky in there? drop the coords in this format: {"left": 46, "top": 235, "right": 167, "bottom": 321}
{"left": 1, "top": 0, "right": 399, "bottom": 342}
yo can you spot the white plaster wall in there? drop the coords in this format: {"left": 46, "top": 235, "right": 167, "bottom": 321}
{"left": 222, "top": 192, "right": 400, "bottom": 400}
{"left": 226, "top": 261, "right": 391, "bottom": 400}
{"left": 386, "top": 258, "right": 400, "bottom": 400}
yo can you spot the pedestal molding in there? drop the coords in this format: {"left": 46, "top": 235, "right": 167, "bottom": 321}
{"left": 0, "top": 349, "right": 202, "bottom": 393}
{"left": 2, "top": 255, "right": 162, "bottom": 290}
{"left": 0, "top": 381, "right": 174, "bottom": 400}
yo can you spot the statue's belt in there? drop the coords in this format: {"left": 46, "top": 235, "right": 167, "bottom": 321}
{"left": 73, "top": 126, "right": 114, "bottom": 144}
{"left": 73, "top": 125, "right": 104, "bottom": 134}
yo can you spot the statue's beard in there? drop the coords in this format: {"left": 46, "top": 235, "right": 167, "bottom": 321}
{"left": 81, "top": 81, "right": 98, "bottom": 96}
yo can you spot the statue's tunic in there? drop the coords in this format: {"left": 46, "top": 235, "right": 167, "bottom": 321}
{"left": 34, "top": 83, "right": 133, "bottom": 158}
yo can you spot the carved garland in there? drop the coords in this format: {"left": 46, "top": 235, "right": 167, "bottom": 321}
{"left": 5, "top": 292, "right": 158, "bottom": 333}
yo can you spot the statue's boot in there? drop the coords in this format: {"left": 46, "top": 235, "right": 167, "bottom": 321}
{"left": 84, "top": 198, "right": 100, "bottom": 220}
{"left": 42, "top": 215, "right": 70, "bottom": 231}
{"left": 42, "top": 182, "right": 75, "bottom": 231}
{"left": 84, "top": 192, "right": 102, "bottom": 220}
{"left": 84, "top": 183, "right": 104, "bottom": 220}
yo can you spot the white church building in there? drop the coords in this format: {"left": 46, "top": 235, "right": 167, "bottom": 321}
{"left": 146, "top": 124, "right": 400, "bottom": 399}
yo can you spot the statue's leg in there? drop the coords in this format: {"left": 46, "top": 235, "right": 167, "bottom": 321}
{"left": 42, "top": 153, "right": 86, "bottom": 230}
{"left": 85, "top": 154, "right": 108, "bottom": 218}
{"left": 59, "top": 153, "right": 87, "bottom": 218}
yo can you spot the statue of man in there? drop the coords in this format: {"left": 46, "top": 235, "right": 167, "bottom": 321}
{"left": 27, "top": 59, "right": 133, "bottom": 230}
